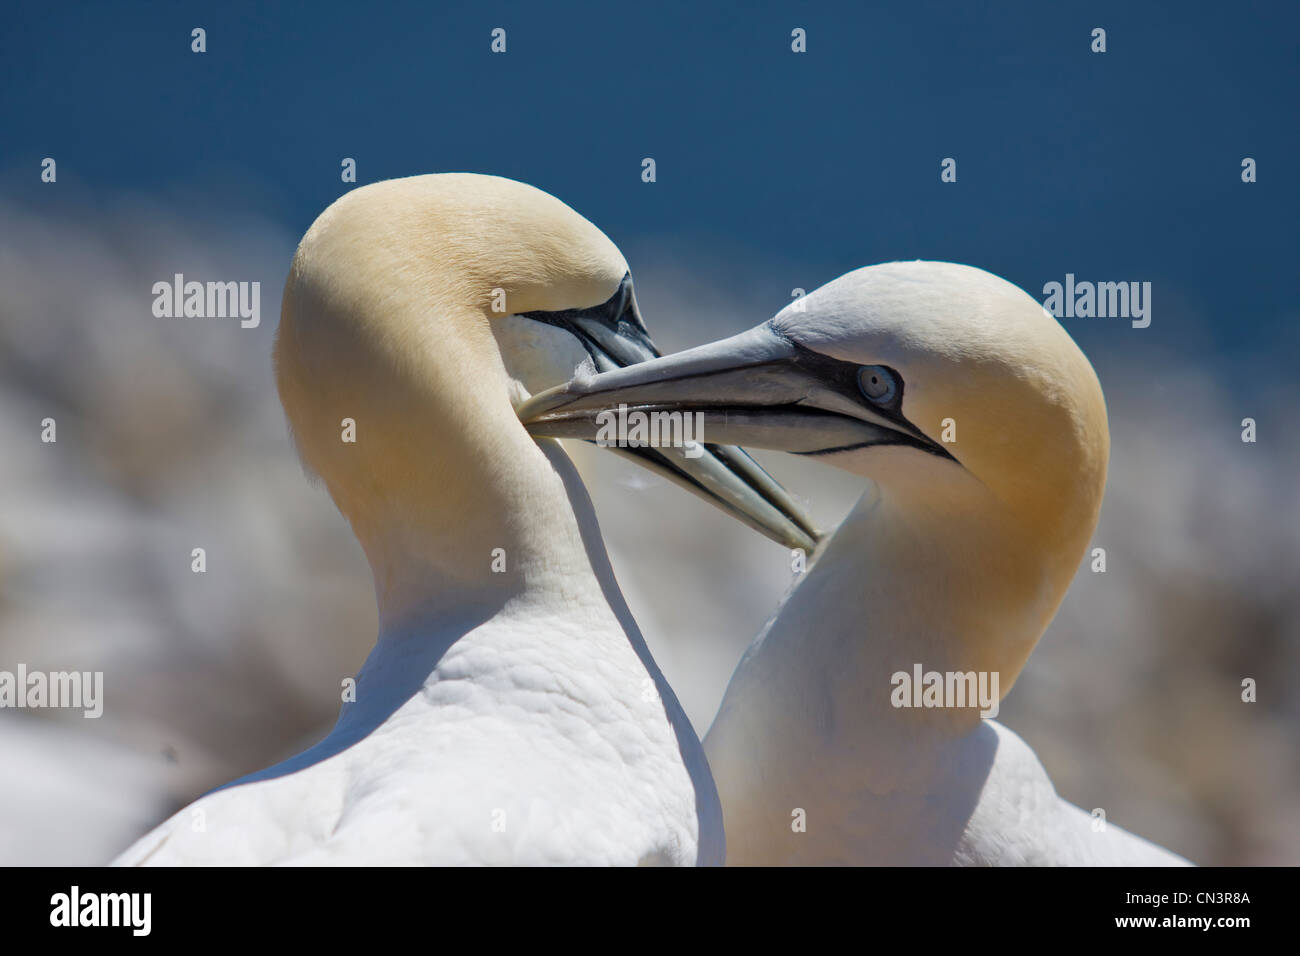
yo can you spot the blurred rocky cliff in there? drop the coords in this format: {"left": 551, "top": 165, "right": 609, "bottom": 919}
{"left": 0, "top": 197, "right": 1295, "bottom": 865}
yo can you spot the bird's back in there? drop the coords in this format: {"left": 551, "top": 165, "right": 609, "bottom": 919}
{"left": 954, "top": 721, "right": 1191, "bottom": 866}
{"left": 114, "top": 612, "right": 716, "bottom": 866}
{"left": 708, "top": 710, "right": 1189, "bottom": 865}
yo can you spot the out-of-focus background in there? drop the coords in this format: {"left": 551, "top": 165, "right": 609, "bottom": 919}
{"left": 1, "top": 1, "right": 1296, "bottom": 865}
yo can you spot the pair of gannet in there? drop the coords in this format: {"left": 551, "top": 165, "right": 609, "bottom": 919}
{"left": 522, "top": 262, "right": 1192, "bottom": 865}
{"left": 116, "top": 172, "right": 1186, "bottom": 866}
{"left": 114, "top": 173, "right": 816, "bottom": 866}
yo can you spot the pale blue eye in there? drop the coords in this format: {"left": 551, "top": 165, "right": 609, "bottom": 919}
{"left": 858, "top": 365, "right": 898, "bottom": 404}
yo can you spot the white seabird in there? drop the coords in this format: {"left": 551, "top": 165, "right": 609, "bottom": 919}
{"left": 112, "top": 173, "right": 817, "bottom": 866}
{"left": 520, "top": 260, "right": 1192, "bottom": 865}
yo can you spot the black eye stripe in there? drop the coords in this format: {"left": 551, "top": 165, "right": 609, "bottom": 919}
{"left": 520, "top": 272, "right": 636, "bottom": 327}
{"left": 517, "top": 273, "right": 659, "bottom": 363}
{"left": 764, "top": 322, "right": 943, "bottom": 451}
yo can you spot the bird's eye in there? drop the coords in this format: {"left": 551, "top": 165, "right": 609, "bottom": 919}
{"left": 858, "top": 365, "right": 898, "bottom": 404}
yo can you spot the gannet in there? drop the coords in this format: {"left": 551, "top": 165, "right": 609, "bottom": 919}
{"left": 520, "top": 261, "right": 1192, "bottom": 865}
{"left": 111, "top": 173, "right": 816, "bottom": 866}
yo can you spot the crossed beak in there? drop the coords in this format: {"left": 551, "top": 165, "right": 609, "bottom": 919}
{"left": 519, "top": 284, "right": 823, "bottom": 552}
{"left": 518, "top": 322, "right": 953, "bottom": 485}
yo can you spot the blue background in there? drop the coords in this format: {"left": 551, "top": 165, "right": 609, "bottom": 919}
{"left": 3, "top": 0, "right": 1296, "bottom": 375}
{"left": 1, "top": 2, "right": 1297, "bottom": 866}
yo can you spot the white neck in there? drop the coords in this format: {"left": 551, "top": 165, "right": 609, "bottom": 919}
{"left": 231, "top": 438, "right": 719, "bottom": 862}
{"left": 355, "top": 438, "right": 614, "bottom": 636}
{"left": 706, "top": 471, "right": 1061, "bottom": 789}
{"left": 331, "top": 439, "right": 691, "bottom": 743}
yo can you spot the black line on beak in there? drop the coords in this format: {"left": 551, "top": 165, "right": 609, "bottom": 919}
{"left": 520, "top": 273, "right": 659, "bottom": 364}
{"left": 768, "top": 325, "right": 959, "bottom": 463}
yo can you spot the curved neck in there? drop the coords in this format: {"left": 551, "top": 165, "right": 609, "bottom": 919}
{"left": 327, "top": 439, "right": 653, "bottom": 747}
{"left": 345, "top": 436, "right": 614, "bottom": 636}
{"left": 712, "top": 475, "right": 1065, "bottom": 752}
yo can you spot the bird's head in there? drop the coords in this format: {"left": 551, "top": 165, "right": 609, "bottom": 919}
{"left": 521, "top": 261, "right": 1109, "bottom": 644}
{"left": 274, "top": 173, "right": 817, "bottom": 591}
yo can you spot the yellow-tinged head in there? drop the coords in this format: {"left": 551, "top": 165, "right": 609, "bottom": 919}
{"left": 521, "top": 261, "right": 1110, "bottom": 683}
{"left": 275, "top": 174, "right": 818, "bottom": 625}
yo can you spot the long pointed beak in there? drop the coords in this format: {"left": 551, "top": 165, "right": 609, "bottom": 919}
{"left": 520, "top": 286, "right": 822, "bottom": 552}
{"left": 518, "top": 322, "right": 954, "bottom": 462}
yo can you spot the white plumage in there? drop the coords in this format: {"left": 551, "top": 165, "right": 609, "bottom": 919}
{"left": 521, "top": 260, "right": 1192, "bottom": 865}
{"left": 115, "top": 174, "right": 731, "bottom": 866}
